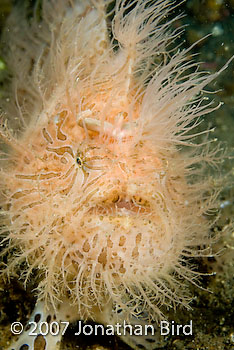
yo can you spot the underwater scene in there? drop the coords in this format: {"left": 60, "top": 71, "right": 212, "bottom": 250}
{"left": 0, "top": 1, "right": 233, "bottom": 350}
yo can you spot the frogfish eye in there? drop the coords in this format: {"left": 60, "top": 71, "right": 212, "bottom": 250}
{"left": 76, "top": 155, "right": 83, "bottom": 167}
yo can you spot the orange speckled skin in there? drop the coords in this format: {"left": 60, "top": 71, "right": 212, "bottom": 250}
{"left": 1, "top": 93, "right": 203, "bottom": 321}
